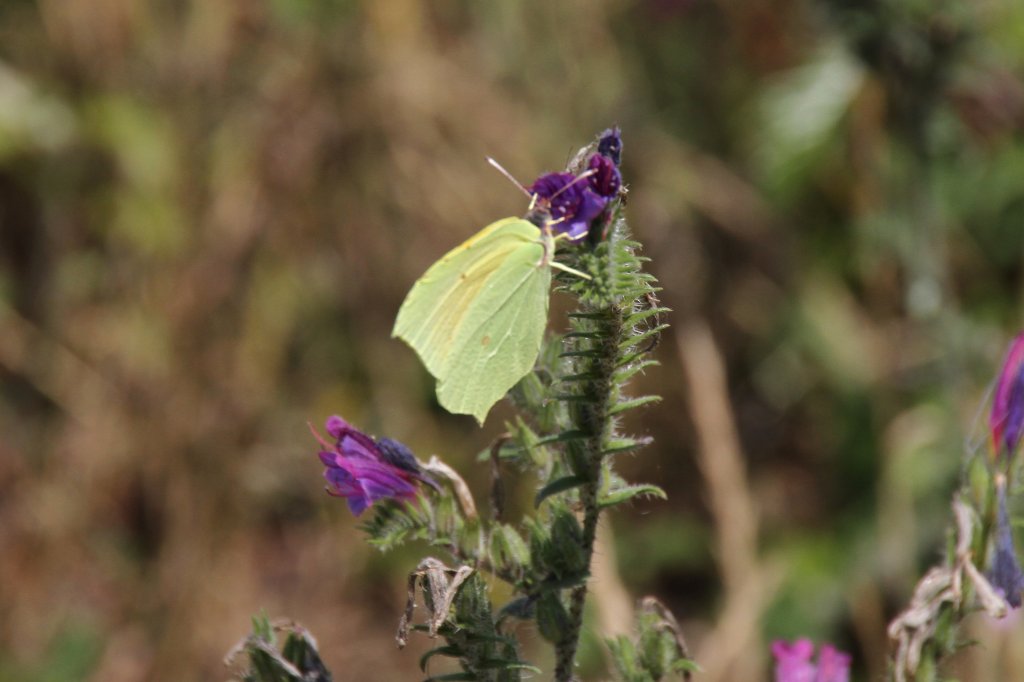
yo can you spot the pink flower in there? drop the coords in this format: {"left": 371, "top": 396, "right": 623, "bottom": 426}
{"left": 772, "top": 639, "right": 851, "bottom": 682}
{"left": 816, "top": 645, "right": 851, "bottom": 682}
{"left": 991, "top": 333, "right": 1024, "bottom": 458}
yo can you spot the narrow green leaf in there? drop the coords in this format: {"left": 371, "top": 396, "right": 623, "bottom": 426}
{"left": 673, "top": 659, "right": 703, "bottom": 673}
{"left": 615, "top": 349, "right": 647, "bottom": 368}
{"left": 602, "top": 437, "right": 652, "bottom": 456}
{"left": 535, "top": 475, "right": 589, "bottom": 507}
{"left": 613, "top": 360, "right": 658, "bottom": 384}
{"left": 419, "top": 645, "right": 464, "bottom": 671}
{"left": 599, "top": 484, "right": 667, "bottom": 509}
{"left": 624, "top": 306, "right": 671, "bottom": 327}
{"left": 620, "top": 324, "right": 670, "bottom": 350}
{"left": 607, "top": 395, "right": 662, "bottom": 415}
{"left": 536, "top": 430, "right": 588, "bottom": 445}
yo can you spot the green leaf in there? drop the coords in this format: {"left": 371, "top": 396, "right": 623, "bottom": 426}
{"left": 490, "top": 524, "right": 531, "bottom": 576}
{"left": 535, "top": 475, "right": 589, "bottom": 507}
{"left": 607, "top": 395, "right": 662, "bottom": 416}
{"left": 419, "top": 645, "right": 464, "bottom": 671}
{"left": 547, "top": 508, "right": 588, "bottom": 581}
{"left": 599, "top": 484, "right": 667, "bottom": 509}
{"left": 536, "top": 592, "right": 571, "bottom": 643}
{"left": 672, "top": 659, "right": 703, "bottom": 674}
{"left": 602, "top": 437, "right": 652, "bottom": 457}
{"left": 624, "top": 307, "right": 671, "bottom": 327}
{"left": 620, "top": 324, "right": 669, "bottom": 350}
{"left": 613, "top": 360, "right": 658, "bottom": 384}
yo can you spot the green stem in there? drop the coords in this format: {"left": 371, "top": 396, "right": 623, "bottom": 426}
{"left": 554, "top": 284, "right": 627, "bottom": 681}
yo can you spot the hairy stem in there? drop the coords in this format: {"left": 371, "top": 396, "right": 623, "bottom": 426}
{"left": 554, "top": 274, "right": 627, "bottom": 681}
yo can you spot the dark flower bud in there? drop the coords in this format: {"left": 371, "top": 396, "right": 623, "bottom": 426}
{"left": 597, "top": 126, "right": 623, "bottom": 166}
{"left": 378, "top": 437, "right": 440, "bottom": 491}
{"left": 989, "top": 477, "right": 1024, "bottom": 608}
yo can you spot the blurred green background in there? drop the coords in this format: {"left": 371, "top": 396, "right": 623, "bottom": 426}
{"left": 2, "top": 1, "right": 1024, "bottom": 680}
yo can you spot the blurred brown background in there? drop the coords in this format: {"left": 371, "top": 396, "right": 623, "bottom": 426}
{"left": 2, "top": 1, "right": 1024, "bottom": 680}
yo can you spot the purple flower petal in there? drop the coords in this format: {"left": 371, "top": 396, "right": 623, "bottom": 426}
{"left": 992, "top": 333, "right": 1024, "bottom": 458}
{"left": 772, "top": 639, "right": 852, "bottom": 682}
{"left": 816, "top": 645, "right": 851, "bottom": 682}
{"left": 772, "top": 639, "right": 816, "bottom": 682}
{"left": 529, "top": 171, "right": 608, "bottom": 239}
{"left": 345, "top": 493, "right": 371, "bottom": 516}
{"left": 587, "top": 153, "right": 621, "bottom": 198}
{"left": 325, "top": 415, "right": 349, "bottom": 440}
{"left": 989, "top": 479, "right": 1024, "bottom": 608}
{"left": 313, "top": 415, "right": 427, "bottom": 516}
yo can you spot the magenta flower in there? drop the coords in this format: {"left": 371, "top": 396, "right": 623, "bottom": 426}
{"left": 991, "top": 333, "right": 1024, "bottom": 458}
{"left": 312, "top": 416, "right": 434, "bottom": 516}
{"left": 816, "top": 645, "right": 851, "bottom": 682}
{"left": 772, "top": 639, "right": 851, "bottom": 682}
{"left": 772, "top": 639, "right": 816, "bottom": 682}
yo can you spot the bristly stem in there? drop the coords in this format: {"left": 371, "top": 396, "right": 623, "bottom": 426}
{"left": 554, "top": 216, "right": 640, "bottom": 681}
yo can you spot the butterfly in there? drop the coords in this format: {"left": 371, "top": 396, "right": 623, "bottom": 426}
{"left": 392, "top": 159, "right": 602, "bottom": 424}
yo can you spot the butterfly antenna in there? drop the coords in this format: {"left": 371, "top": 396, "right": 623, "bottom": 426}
{"left": 487, "top": 157, "right": 532, "bottom": 199}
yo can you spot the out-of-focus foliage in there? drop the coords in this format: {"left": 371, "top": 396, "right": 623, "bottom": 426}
{"left": 1, "top": 0, "right": 1023, "bottom": 680}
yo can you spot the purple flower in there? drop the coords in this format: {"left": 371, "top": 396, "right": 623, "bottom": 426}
{"left": 816, "top": 645, "right": 851, "bottom": 682}
{"left": 526, "top": 128, "right": 624, "bottom": 241}
{"left": 772, "top": 639, "right": 816, "bottom": 682}
{"left": 312, "top": 416, "right": 433, "bottom": 516}
{"left": 772, "top": 639, "right": 851, "bottom": 682}
{"left": 992, "top": 333, "right": 1024, "bottom": 458}
{"left": 529, "top": 171, "right": 609, "bottom": 240}
{"left": 587, "top": 153, "right": 621, "bottom": 198}
{"left": 989, "top": 476, "right": 1024, "bottom": 608}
